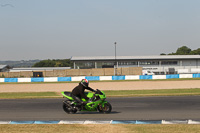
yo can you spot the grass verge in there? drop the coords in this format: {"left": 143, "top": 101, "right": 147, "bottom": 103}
{"left": 104, "top": 88, "right": 200, "bottom": 97}
{"left": 1, "top": 124, "right": 200, "bottom": 133}
{"left": 1, "top": 88, "right": 200, "bottom": 99}
{"left": 0, "top": 92, "right": 60, "bottom": 99}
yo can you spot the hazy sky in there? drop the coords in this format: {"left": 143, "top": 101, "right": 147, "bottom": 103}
{"left": 1, "top": 0, "right": 200, "bottom": 60}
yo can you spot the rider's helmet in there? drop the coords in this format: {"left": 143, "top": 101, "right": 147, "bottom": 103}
{"left": 80, "top": 79, "right": 89, "bottom": 87}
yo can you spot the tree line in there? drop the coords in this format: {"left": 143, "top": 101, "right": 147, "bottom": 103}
{"left": 160, "top": 46, "right": 200, "bottom": 55}
{"left": 33, "top": 59, "right": 73, "bottom": 67}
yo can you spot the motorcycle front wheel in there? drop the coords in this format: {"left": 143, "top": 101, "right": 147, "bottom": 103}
{"left": 97, "top": 102, "right": 112, "bottom": 114}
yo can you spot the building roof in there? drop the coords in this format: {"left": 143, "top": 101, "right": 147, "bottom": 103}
{"left": 9, "top": 67, "right": 71, "bottom": 72}
{"left": 0, "top": 65, "right": 8, "bottom": 69}
{"left": 71, "top": 55, "right": 200, "bottom": 61}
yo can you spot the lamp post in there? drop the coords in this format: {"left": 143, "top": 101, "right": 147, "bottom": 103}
{"left": 115, "top": 42, "right": 116, "bottom": 63}
{"left": 114, "top": 42, "right": 117, "bottom": 75}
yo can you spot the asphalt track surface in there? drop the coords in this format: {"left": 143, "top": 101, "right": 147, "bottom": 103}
{"left": 0, "top": 96, "right": 200, "bottom": 121}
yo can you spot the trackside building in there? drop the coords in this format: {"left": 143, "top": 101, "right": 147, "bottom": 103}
{"left": 0, "top": 65, "right": 9, "bottom": 72}
{"left": 71, "top": 55, "right": 200, "bottom": 75}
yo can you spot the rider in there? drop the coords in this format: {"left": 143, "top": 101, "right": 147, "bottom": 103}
{"left": 71, "top": 79, "right": 96, "bottom": 109}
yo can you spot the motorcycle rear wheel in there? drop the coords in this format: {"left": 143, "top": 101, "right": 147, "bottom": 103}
{"left": 63, "top": 102, "right": 77, "bottom": 114}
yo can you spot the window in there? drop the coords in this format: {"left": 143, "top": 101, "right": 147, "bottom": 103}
{"left": 139, "top": 61, "right": 159, "bottom": 65}
{"left": 118, "top": 61, "right": 137, "bottom": 65}
{"left": 96, "top": 62, "right": 114, "bottom": 68}
{"left": 76, "top": 62, "right": 95, "bottom": 69}
{"left": 161, "top": 61, "right": 177, "bottom": 65}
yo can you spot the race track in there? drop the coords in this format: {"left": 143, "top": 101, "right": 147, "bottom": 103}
{"left": 0, "top": 96, "right": 200, "bottom": 121}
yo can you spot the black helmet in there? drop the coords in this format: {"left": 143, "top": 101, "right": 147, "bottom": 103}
{"left": 80, "top": 79, "right": 89, "bottom": 87}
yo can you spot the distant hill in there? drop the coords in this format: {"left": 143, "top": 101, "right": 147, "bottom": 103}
{"left": 0, "top": 60, "right": 41, "bottom": 68}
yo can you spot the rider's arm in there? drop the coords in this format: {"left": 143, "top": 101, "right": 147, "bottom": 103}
{"left": 86, "top": 87, "right": 96, "bottom": 92}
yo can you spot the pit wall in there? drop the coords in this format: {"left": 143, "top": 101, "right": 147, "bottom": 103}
{"left": 0, "top": 67, "right": 142, "bottom": 78}
{"left": 0, "top": 74, "right": 200, "bottom": 83}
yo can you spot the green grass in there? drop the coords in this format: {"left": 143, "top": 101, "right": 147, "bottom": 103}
{"left": 1, "top": 88, "right": 200, "bottom": 99}
{"left": 0, "top": 92, "right": 60, "bottom": 99}
{"left": 104, "top": 88, "right": 200, "bottom": 97}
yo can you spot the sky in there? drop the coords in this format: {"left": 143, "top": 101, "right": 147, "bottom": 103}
{"left": 1, "top": 0, "right": 200, "bottom": 61}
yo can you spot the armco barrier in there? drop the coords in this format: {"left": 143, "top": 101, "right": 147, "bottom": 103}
{"left": 193, "top": 73, "right": 200, "bottom": 78}
{"left": 31, "top": 78, "right": 44, "bottom": 82}
{"left": 112, "top": 76, "right": 125, "bottom": 80}
{"left": 99, "top": 76, "right": 112, "bottom": 81}
{"left": 4, "top": 78, "right": 18, "bottom": 82}
{"left": 140, "top": 75, "right": 152, "bottom": 80}
{"left": 44, "top": 77, "right": 58, "bottom": 82}
{"left": 18, "top": 78, "right": 31, "bottom": 82}
{"left": 58, "top": 77, "right": 71, "bottom": 82}
{"left": 85, "top": 76, "right": 100, "bottom": 81}
{"left": 152, "top": 75, "right": 166, "bottom": 79}
{"left": 0, "top": 74, "right": 200, "bottom": 83}
{"left": 166, "top": 74, "right": 179, "bottom": 79}
{"left": 71, "top": 76, "right": 85, "bottom": 81}
{"left": 125, "top": 75, "right": 139, "bottom": 80}
{"left": 179, "top": 74, "right": 193, "bottom": 78}
{"left": 0, "top": 78, "right": 4, "bottom": 82}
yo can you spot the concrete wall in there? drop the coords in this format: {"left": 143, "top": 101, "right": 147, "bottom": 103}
{"left": 104, "top": 68, "right": 115, "bottom": 76}
{"left": 8, "top": 72, "right": 20, "bottom": 78}
{"left": 129, "top": 67, "right": 142, "bottom": 75}
{"left": 121, "top": 67, "right": 129, "bottom": 75}
{"left": 66, "top": 69, "right": 79, "bottom": 76}
{"left": 79, "top": 69, "right": 91, "bottom": 76}
{"left": 52, "top": 70, "right": 66, "bottom": 77}
{"left": 0, "top": 67, "right": 142, "bottom": 78}
{"left": 91, "top": 68, "right": 104, "bottom": 76}
{"left": 44, "top": 71, "right": 54, "bottom": 77}
{"left": 0, "top": 72, "right": 8, "bottom": 78}
{"left": 20, "top": 71, "right": 33, "bottom": 77}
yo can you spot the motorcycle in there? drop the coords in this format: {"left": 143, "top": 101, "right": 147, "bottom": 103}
{"left": 61, "top": 89, "right": 112, "bottom": 114}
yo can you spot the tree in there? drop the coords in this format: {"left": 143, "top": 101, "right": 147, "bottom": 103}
{"left": 33, "top": 59, "right": 55, "bottom": 67}
{"left": 175, "top": 46, "right": 191, "bottom": 55}
{"left": 168, "top": 52, "right": 176, "bottom": 55}
{"left": 190, "top": 48, "right": 200, "bottom": 55}
{"left": 160, "top": 46, "right": 199, "bottom": 55}
{"left": 32, "top": 59, "right": 73, "bottom": 67}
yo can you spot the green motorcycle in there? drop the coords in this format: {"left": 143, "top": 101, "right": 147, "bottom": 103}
{"left": 61, "top": 89, "right": 112, "bottom": 114}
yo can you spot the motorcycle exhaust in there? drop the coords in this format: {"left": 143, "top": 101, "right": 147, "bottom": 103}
{"left": 63, "top": 101, "right": 68, "bottom": 105}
